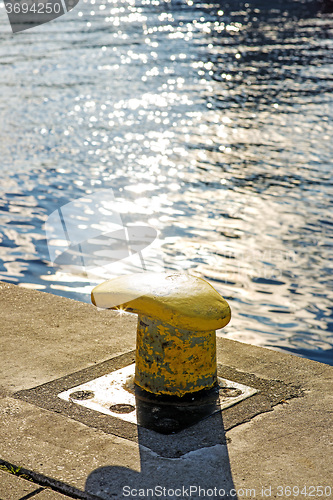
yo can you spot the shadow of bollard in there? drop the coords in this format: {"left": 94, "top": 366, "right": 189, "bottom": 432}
{"left": 85, "top": 410, "right": 237, "bottom": 500}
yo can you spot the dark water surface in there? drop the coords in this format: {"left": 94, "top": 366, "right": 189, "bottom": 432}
{"left": 0, "top": 0, "right": 332, "bottom": 364}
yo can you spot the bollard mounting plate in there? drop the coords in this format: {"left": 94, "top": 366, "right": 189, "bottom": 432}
{"left": 58, "top": 363, "right": 258, "bottom": 432}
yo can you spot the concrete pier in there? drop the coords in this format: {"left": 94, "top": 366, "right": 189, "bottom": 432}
{"left": 0, "top": 281, "right": 332, "bottom": 499}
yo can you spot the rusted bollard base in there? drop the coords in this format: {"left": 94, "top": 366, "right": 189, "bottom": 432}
{"left": 135, "top": 315, "right": 217, "bottom": 397}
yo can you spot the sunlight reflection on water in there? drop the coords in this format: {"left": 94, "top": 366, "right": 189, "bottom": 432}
{"left": 0, "top": 0, "right": 332, "bottom": 364}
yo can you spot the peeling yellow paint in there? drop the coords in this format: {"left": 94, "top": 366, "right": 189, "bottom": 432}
{"left": 135, "top": 315, "right": 217, "bottom": 396}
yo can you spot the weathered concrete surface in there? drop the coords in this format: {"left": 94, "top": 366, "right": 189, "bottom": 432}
{"left": 0, "top": 469, "right": 41, "bottom": 499}
{"left": 0, "top": 469, "right": 71, "bottom": 499}
{"left": 0, "top": 281, "right": 136, "bottom": 392}
{"left": 0, "top": 281, "right": 332, "bottom": 499}
{"left": 38, "top": 489, "right": 84, "bottom": 499}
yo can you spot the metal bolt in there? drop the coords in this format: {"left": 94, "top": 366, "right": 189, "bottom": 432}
{"left": 219, "top": 387, "right": 243, "bottom": 398}
{"left": 69, "top": 390, "right": 95, "bottom": 400}
{"left": 109, "top": 403, "right": 135, "bottom": 414}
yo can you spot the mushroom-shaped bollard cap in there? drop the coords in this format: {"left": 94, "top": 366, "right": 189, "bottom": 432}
{"left": 91, "top": 273, "right": 231, "bottom": 397}
{"left": 91, "top": 272, "right": 231, "bottom": 332}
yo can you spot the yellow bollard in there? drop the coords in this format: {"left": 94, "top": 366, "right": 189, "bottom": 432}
{"left": 91, "top": 272, "right": 231, "bottom": 398}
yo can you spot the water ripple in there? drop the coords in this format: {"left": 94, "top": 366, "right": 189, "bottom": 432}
{"left": 0, "top": 0, "right": 332, "bottom": 364}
